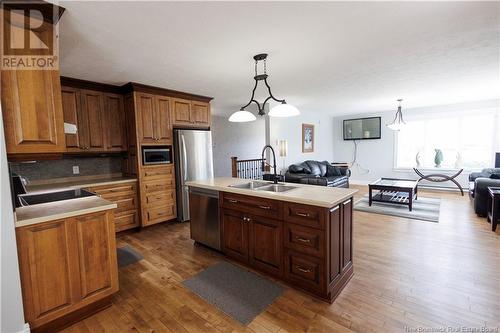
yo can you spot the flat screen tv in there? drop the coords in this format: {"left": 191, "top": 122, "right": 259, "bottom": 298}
{"left": 343, "top": 117, "right": 381, "bottom": 140}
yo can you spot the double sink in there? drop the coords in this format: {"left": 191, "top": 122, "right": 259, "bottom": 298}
{"left": 229, "top": 181, "right": 297, "bottom": 193}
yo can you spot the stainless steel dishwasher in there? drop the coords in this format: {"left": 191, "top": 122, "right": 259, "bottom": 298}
{"left": 188, "top": 187, "right": 220, "bottom": 250}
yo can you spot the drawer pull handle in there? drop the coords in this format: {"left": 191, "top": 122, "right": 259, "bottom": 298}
{"left": 296, "top": 237, "right": 311, "bottom": 243}
{"left": 259, "top": 205, "right": 271, "bottom": 210}
{"left": 228, "top": 199, "right": 238, "bottom": 203}
{"left": 296, "top": 212, "right": 310, "bottom": 217}
{"left": 296, "top": 266, "right": 312, "bottom": 273}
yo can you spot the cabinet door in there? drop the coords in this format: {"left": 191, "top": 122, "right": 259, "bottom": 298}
{"left": 341, "top": 199, "right": 353, "bottom": 271}
{"left": 103, "top": 93, "right": 127, "bottom": 151}
{"left": 155, "top": 96, "right": 172, "bottom": 143}
{"left": 172, "top": 98, "right": 191, "bottom": 126}
{"left": 222, "top": 210, "right": 248, "bottom": 262}
{"left": 135, "top": 92, "right": 156, "bottom": 143}
{"left": 191, "top": 101, "right": 210, "bottom": 127}
{"left": 249, "top": 216, "right": 283, "bottom": 276}
{"left": 80, "top": 90, "right": 105, "bottom": 150}
{"left": 16, "top": 220, "right": 77, "bottom": 325}
{"left": 61, "top": 86, "right": 83, "bottom": 151}
{"left": 73, "top": 212, "right": 118, "bottom": 300}
{"left": 125, "top": 94, "right": 137, "bottom": 151}
{"left": 1, "top": 70, "right": 66, "bottom": 154}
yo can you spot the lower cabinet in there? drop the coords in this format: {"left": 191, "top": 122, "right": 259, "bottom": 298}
{"left": 16, "top": 210, "right": 119, "bottom": 331}
{"left": 86, "top": 181, "right": 139, "bottom": 232}
{"left": 139, "top": 165, "right": 176, "bottom": 226}
{"left": 220, "top": 192, "right": 354, "bottom": 303}
{"left": 222, "top": 209, "right": 283, "bottom": 277}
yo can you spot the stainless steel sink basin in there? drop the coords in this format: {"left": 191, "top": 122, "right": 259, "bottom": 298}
{"left": 229, "top": 181, "right": 271, "bottom": 190}
{"left": 256, "top": 184, "right": 297, "bottom": 193}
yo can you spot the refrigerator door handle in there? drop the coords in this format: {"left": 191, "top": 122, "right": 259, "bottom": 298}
{"left": 181, "top": 134, "right": 188, "bottom": 182}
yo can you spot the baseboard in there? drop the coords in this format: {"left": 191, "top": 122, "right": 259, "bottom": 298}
{"left": 17, "top": 323, "right": 30, "bottom": 333}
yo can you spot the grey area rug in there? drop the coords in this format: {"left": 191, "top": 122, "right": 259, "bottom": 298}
{"left": 117, "top": 245, "right": 144, "bottom": 267}
{"left": 354, "top": 195, "right": 441, "bottom": 222}
{"left": 182, "top": 261, "right": 284, "bottom": 325}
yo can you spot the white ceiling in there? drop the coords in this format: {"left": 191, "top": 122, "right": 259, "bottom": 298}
{"left": 58, "top": 1, "right": 500, "bottom": 117}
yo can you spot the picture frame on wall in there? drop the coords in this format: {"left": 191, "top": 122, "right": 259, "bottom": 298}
{"left": 302, "top": 123, "right": 314, "bottom": 153}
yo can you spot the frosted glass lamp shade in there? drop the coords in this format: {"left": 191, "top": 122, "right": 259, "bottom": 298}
{"left": 387, "top": 121, "right": 405, "bottom": 131}
{"left": 269, "top": 103, "right": 300, "bottom": 117}
{"left": 228, "top": 110, "right": 257, "bottom": 122}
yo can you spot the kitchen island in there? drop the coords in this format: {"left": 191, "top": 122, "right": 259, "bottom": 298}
{"left": 187, "top": 177, "right": 358, "bottom": 303}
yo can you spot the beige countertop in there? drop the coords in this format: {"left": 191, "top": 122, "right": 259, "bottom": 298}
{"left": 26, "top": 176, "right": 137, "bottom": 194}
{"left": 15, "top": 196, "right": 117, "bottom": 228}
{"left": 186, "top": 177, "right": 358, "bottom": 208}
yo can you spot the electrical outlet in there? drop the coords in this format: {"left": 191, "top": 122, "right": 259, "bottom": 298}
{"left": 72, "top": 166, "right": 80, "bottom": 175}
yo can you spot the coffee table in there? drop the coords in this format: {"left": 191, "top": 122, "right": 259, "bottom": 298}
{"left": 369, "top": 178, "right": 419, "bottom": 211}
{"left": 487, "top": 187, "right": 500, "bottom": 232}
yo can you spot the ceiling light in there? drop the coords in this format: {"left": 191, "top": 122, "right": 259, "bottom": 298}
{"left": 269, "top": 103, "right": 300, "bottom": 117}
{"left": 387, "top": 99, "right": 405, "bottom": 131}
{"left": 228, "top": 53, "right": 300, "bottom": 122}
{"left": 228, "top": 110, "right": 257, "bottom": 122}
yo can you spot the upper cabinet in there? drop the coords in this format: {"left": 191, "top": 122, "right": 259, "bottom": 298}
{"left": 2, "top": 69, "right": 66, "bottom": 154}
{"left": 61, "top": 85, "right": 127, "bottom": 152}
{"left": 103, "top": 93, "right": 127, "bottom": 151}
{"left": 135, "top": 93, "right": 172, "bottom": 144}
{"left": 172, "top": 98, "right": 210, "bottom": 128}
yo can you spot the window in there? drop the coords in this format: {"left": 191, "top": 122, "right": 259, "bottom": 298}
{"left": 395, "top": 110, "right": 499, "bottom": 170}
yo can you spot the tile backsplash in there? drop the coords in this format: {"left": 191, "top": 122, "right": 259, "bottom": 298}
{"left": 9, "top": 156, "right": 123, "bottom": 182}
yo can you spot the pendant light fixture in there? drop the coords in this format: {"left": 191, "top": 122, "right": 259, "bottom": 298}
{"left": 229, "top": 53, "right": 300, "bottom": 122}
{"left": 387, "top": 99, "right": 405, "bottom": 131}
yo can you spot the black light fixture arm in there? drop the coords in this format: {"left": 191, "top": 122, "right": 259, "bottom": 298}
{"left": 239, "top": 53, "right": 287, "bottom": 117}
{"left": 391, "top": 99, "right": 405, "bottom": 124}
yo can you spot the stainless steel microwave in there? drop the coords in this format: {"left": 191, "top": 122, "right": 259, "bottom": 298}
{"left": 142, "top": 147, "right": 172, "bottom": 165}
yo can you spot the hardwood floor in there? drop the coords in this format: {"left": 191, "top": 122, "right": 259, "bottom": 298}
{"left": 61, "top": 185, "right": 500, "bottom": 333}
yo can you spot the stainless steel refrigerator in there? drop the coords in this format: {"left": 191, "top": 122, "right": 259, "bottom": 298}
{"left": 174, "top": 129, "right": 214, "bottom": 222}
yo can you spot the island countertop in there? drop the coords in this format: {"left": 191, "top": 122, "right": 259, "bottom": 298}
{"left": 15, "top": 196, "right": 117, "bottom": 228}
{"left": 186, "top": 177, "right": 358, "bottom": 208}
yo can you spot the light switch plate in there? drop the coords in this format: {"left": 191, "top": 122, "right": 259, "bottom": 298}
{"left": 72, "top": 166, "right": 80, "bottom": 175}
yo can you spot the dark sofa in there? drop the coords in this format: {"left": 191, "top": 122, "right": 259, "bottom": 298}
{"left": 469, "top": 168, "right": 500, "bottom": 216}
{"left": 285, "top": 160, "right": 350, "bottom": 188}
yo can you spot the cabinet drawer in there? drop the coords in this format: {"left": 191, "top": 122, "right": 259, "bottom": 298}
{"left": 284, "top": 203, "right": 326, "bottom": 230}
{"left": 141, "top": 165, "right": 174, "bottom": 180}
{"left": 284, "top": 224, "right": 324, "bottom": 257}
{"left": 144, "top": 190, "right": 175, "bottom": 207}
{"left": 143, "top": 179, "right": 175, "bottom": 193}
{"left": 222, "top": 192, "right": 282, "bottom": 220}
{"left": 143, "top": 205, "right": 175, "bottom": 225}
{"left": 285, "top": 250, "right": 325, "bottom": 293}
{"left": 115, "top": 211, "right": 139, "bottom": 232}
{"left": 88, "top": 183, "right": 136, "bottom": 197}
{"left": 114, "top": 196, "right": 137, "bottom": 215}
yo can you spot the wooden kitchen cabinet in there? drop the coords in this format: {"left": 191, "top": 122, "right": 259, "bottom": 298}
{"left": 172, "top": 98, "right": 210, "bottom": 128}
{"left": 248, "top": 215, "right": 283, "bottom": 277}
{"left": 61, "top": 87, "right": 127, "bottom": 152}
{"left": 86, "top": 181, "right": 139, "bottom": 232}
{"left": 1, "top": 69, "right": 66, "bottom": 154}
{"left": 16, "top": 210, "right": 118, "bottom": 331}
{"left": 219, "top": 192, "right": 354, "bottom": 303}
{"left": 103, "top": 93, "right": 127, "bottom": 151}
{"left": 80, "top": 89, "right": 105, "bottom": 151}
{"left": 140, "top": 164, "right": 176, "bottom": 226}
{"left": 222, "top": 210, "right": 249, "bottom": 262}
{"left": 61, "top": 86, "right": 82, "bottom": 151}
{"left": 135, "top": 92, "right": 172, "bottom": 144}
{"left": 222, "top": 207, "right": 283, "bottom": 277}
